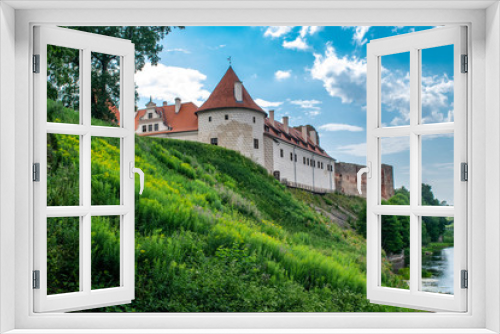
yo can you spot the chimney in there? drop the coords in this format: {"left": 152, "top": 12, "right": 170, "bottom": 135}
{"left": 269, "top": 110, "right": 275, "bottom": 126}
{"left": 163, "top": 101, "right": 168, "bottom": 107}
{"left": 310, "top": 130, "right": 317, "bottom": 145}
{"left": 234, "top": 81, "right": 243, "bottom": 102}
{"left": 301, "top": 126, "right": 308, "bottom": 141}
{"left": 282, "top": 116, "right": 289, "bottom": 133}
{"left": 175, "top": 97, "right": 181, "bottom": 113}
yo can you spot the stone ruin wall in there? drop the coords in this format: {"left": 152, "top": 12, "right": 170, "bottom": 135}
{"left": 334, "top": 162, "right": 394, "bottom": 200}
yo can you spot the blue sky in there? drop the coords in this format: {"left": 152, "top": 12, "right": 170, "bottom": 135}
{"left": 135, "top": 26, "right": 455, "bottom": 205}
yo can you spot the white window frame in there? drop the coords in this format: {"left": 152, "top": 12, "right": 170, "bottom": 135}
{"left": 366, "top": 26, "right": 467, "bottom": 312}
{"left": 32, "top": 25, "right": 136, "bottom": 313}
{"left": 1, "top": 1, "right": 499, "bottom": 333}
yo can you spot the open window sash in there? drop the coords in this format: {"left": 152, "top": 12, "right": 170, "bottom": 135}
{"left": 366, "top": 26, "right": 467, "bottom": 312}
{"left": 33, "top": 26, "right": 136, "bottom": 312}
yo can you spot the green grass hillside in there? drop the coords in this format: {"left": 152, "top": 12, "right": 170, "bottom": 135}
{"left": 46, "top": 100, "right": 412, "bottom": 312}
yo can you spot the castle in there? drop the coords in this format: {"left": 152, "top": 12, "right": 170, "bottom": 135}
{"left": 134, "top": 66, "right": 336, "bottom": 193}
{"left": 133, "top": 66, "right": 395, "bottom": 198}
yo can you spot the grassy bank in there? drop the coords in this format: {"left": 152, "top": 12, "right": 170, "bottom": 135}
{"left": 46, "top": 100, "right": 415, "bottom": 312}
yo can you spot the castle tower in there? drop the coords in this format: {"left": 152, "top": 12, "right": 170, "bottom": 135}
{"left": 197, "top": 66, "right": 267, "bottom": 165}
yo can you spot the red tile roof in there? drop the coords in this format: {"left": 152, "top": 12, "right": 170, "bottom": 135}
{"left": 135, "top": 102, "right": 199, "bottom": 134}
{"left": 264, "top": 118, "right": 333, "bottom": 159}
{"left": 197, "top": 66, "right": 266, "bottom": 114}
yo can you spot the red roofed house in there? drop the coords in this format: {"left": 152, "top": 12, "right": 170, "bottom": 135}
{"left": 135, "top": 66, "right": 336, "bottom": 193}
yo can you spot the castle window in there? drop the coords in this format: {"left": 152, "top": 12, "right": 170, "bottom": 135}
{"left": 294, "top": 154, "right": 297, "bottom": 162}
{"left": 280, "top": 149, "right": 284, "bottom": 158}
{"left": 210, "top": 138, "right": 218, "bottom": 146}
{"left": 254, "top": 139, "right": 259, "bottom": 149}
{"left": 148, "top": 113, "right": 152, "bottom": 119}
{"left": 303, "top": 157, "right": 306, "bottom": 164}
{"left": 148, "top": 124, "right": 152, "bottom": 132}
{"left": 154, "top": 124, "right": 158, "bottom": 131}
{"left": 209, "top": 116, "right": 212, "bottom": 122}
{"left": 321, "top": 162, "right": 324, "bottom": 169}
{"left": 290, "top": 152, "right": 293, "bottom": 161}
{"left": 142, "top": 125, "right": 146, "bottom": 133}
{"left": 225, "top": 114, "right": 229, "bottom": 120}
{"left": 253, "top": 117, "right": 256, "bottom": 123}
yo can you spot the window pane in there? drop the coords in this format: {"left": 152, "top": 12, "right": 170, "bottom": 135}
{"left": 91, "top": 137, "right": 120, "bottom": 205}
{"left": 47, "top": 217, "right": 80, "bottom": 295}
{"left": 421, "top": 134, "right": 454, "bottom": 206}
{"left": 47, "top": 45, "right": 80, "bottom": 124}
{"left": 91, "top": 52, "right": 120, "bottom": 127}
{"left": 92, "top": 216, "right": 120, "bottom": 290}
{"left": 47, "top": 133, "right": 80, "bottom": 206}
{"left": 380, "top": 52, "right": 410, "bottom": 127}
{"left": 381, "top": 215, "right": 410, "bottom": 290}
{"left": 421, "top": 45, "right": 454, "bottom": 124}
{"left": 380, "top": 137, "right": 408, "bottom": 204}
{"left": 421, "top": 216, "right": 454, "bottom": 294}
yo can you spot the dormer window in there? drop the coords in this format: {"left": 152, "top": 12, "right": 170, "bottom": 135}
{"left": 148, "top": 113, "right": 152, "bottom": 119}
{"left": 234, "top": 81, "right": 243, "bottom": 102}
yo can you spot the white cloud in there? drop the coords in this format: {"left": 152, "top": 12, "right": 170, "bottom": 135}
{"left": 254, "top": 98, "right": 283, "bottom": 108}
{"left": 264, "top": 26, "right": 294, "bottom": 38}
{"left": 381, "top": 71, "right": 454, "bottom": 125}
{"left": 318, "top": 123, "right": 363, "bottom": 132}
{"left": 290, "top": 99, "right": 322, "bottom": 117}
{"left": 310, "top": 43, "right": 367, "bottom": 105}
{"left": 353, "top": 26, "right": 371, "bottom": 45}
{"left": 299, "top": 26, "right": 321, "bottom": 37}
{"left": 283, "top": 37, "right": 310, "bottom": 51}
{"left": 208, "top": 44, "right": 226, "bottom": 50}
{"left": 380, "top": 69, "right": 411, "bottom": 126}
{"left": 135, "top": 63, "right": 210, "bottom": 106}
{"left": 165, "top": 48, "right": 191, "bottom": 54}
{"left": 336, "top": 142, "right": 367, "bottom": 157}
{"left": 275, "top": 70, "right": 292, "bottom": 80}
{"left": 305, "top": 110, "right": 321, "bottom": 117}
{"left": 290, "top": 99, "right": 322, "bottom": 110}
{"left": 343, "top": 26, "right": 371, "bottom": 45}
{"left": 380, "top": 136, "right": 410, "bottom": 155}
{"left": 337, "top": 137, "right": 410, "bottom": 158}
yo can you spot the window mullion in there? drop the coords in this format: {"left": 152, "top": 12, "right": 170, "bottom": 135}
{"left": 409, "top": 47, "right": 420, "bottom": 294}
{"left": 82, "top": 48, "right": 92, "bottom": 294}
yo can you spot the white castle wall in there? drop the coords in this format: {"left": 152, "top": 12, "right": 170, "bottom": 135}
{"left": 272, "top": 140, "right": 296, "bottom": 183}
{"left": 149, "top": 131, "right": 199, "bottom": 142}
{"left": 270, "top": 136, "right": 335, "bottom": 192}
{"left": 198, "top": 108, "right": 266, "bottom": 166}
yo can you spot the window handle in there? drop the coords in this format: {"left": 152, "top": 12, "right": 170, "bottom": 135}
{"left": 357, "top": 162, "right": 371, "bottom": 195}
{"left": 129, "top": 162, "right": 145, "bottom": 195}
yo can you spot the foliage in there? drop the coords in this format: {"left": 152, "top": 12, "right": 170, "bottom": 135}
{"left": 46, "top": 100, "right": 417, "bottom": 312}
{"left": 47, "top": 26, "right": 184, "bottom": 121}
{"left": 352, "top": 185, "right": 452, "bottom": 255}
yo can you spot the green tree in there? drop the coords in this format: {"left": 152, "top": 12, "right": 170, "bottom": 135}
{"left": 47, "top": 26, "right": 184, "bottom": 121}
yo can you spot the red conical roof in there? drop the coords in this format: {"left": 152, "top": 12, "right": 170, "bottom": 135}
{"left": 197, "top": 66, "right": 265, "bottom": 114}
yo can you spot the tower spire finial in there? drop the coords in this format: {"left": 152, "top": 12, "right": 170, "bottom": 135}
{"left": 227, "top": 56, "right": 232, "bottom": 66}
{"left": 149, "top": 96, "right": 153, "bottom": 103}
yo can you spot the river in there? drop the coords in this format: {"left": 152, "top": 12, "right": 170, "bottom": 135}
{"left": 421, "top": 247, "right": 454, "bottom": 294}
